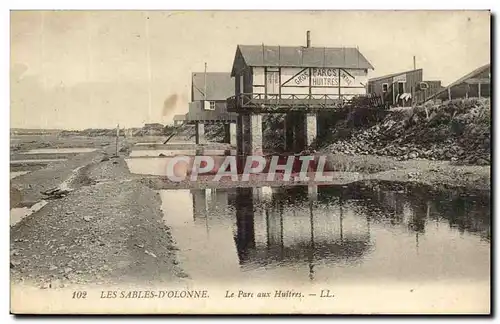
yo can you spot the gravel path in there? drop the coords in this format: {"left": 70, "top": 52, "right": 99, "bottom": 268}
{"left": 10, "top": 144, "right": 185, "bottom": 288}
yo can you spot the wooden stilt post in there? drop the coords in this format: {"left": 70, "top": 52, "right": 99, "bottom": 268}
{"left": 392, "top": 83, "right": 395, "bottom": 107}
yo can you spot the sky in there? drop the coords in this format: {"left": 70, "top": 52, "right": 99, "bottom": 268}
{"left": 10, "top": 10, "right": 490, "bottom": 130}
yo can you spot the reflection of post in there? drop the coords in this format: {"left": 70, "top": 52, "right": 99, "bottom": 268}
{"left": 214, "top": 189, "right": 228, "bottom": 211}
{"left": 394, "top": 194, "right": 404, "bottom": 224}
{"left": 308, "top": 185, "right": 318, "bottom": 201}
{"left": 279, "top": 204, "right": 284, "bottom": 255}
{"left": 204, "top": 189, "right": 216, "bottom": 235}
{"left": 267, "top": 203, "right": 284, "bottom": 249}
{"left": 227, "top": 189, "right": 237, "bottom": 206}
{"left": 366, "top": 213, "right": 371, "bottom": 237}
{"left": 309, "top": 200, "right": 315, "bottom": 281}
{"left": 415, "top": 232, "right": 419, "bottom": 254}
{"left": 339, "top": 195, "right": 344, "bottom": 242}
{"left": 410, "top": 202, "right": 426, "bottom": 234}
{"left": 430, "top": 200, "right": 439, "bottom": 229}
{"left": 191, "top": 189, "right": 207, "bottom": 224}
{"left": 252, "top": 187, "right": 262, "bottom": 201}
{"left": 265, "top": 207, "right": 270, "bottom": 248}
{"left": 234, "top": 188, "right": 256, "bottom": 264}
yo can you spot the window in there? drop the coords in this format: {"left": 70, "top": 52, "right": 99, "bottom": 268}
{"left": 253, "top": 67, "right": 265, "bottom": 86}
{"left": 419, "top": 82, "right": 429, "bottom": 90}
{"left": 382, "top": 83, "right": 388, "bottom": 93}
{"left": 203, "top": 100, "right": 216, "bottom": 111}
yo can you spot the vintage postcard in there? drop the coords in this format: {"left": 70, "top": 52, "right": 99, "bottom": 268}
{"left": 10, "top": 10, "right": 491, "bottom": 314}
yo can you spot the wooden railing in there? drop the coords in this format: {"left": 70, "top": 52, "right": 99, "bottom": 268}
{"left": 227, "top": 93, "right": 386, "bottom": 111}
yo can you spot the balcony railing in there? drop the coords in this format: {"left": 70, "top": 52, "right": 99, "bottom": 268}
{"left": 227, "top": 93, "right": 385, "bottom": 112}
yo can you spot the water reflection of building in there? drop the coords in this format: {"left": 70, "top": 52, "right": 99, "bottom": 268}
{"left": 230, "top": 186, "right": 373, "bottom": 280}
{"left": 191, "top": 188, "right": 231, "bottom": 227}
{"left": 186, "top": 183, "right": 490, "bottom": 281}
{"left": 319, "top": 183, "right": 490, "bottom": 242}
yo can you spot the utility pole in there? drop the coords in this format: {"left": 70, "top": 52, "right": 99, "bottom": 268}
{"left": 145, "top": 13, "right": 152, "bottom": 122}
{"left": 40, "top": 11, "right": 48, "bottom": 129}
{"left": 204, "top": 62, "right": 207, "bottom": 101}
{"left": 115, "top": 124, "right": 120, "bottom": 156}
{"left": 87, "top": 12, "right": 94, "bottom": 121}
{"left": 413, "top": 56, "right": 416, "bottom": 70}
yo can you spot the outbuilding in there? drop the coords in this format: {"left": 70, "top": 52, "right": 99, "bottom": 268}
{"left": 186, "top": 72, "right": 238, "bottom": 144}
{"left": 425, "top": 63, "right": 490, "bottom": 102}
{"left": 367, "top": 69, "right": 443, "bottom": 107}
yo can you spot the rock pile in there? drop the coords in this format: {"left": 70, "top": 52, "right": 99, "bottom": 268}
{"left": 324, "top": 98, "right": 490, "bottom": 165}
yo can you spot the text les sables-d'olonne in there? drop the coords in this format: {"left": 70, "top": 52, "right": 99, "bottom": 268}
{"left": 100, "top": 290, "right": 210, "bottom": 299}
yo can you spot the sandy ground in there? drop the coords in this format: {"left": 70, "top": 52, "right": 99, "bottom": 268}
{"left": 10, "top": 134, "right": 490, "bottom": 290}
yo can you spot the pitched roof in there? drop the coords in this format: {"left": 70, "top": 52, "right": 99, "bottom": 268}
{"left": 445, "top": 63, "right": 490, "bottom": 88}
{"left": 233, "top": 45, "right": 374, "bottom": 74}
{"left": 426, "top": 63, "right": 491, "bottom": 101}
{"left": 368, "top": 68, "right": 423, "bottom": 83}
{"left": 191, "top": 72, "right": 234, "bottom": 101}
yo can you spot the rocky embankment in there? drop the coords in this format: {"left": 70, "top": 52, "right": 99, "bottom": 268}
{"left": 324, "top": 98, "right": 490, "bottom": 165}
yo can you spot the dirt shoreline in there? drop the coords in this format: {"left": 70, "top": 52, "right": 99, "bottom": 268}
{"left": 10, "top": 140, "right": 185, "bottom": 288}
{"left": 10, "top": 136, "right": 490, "bottom": 289}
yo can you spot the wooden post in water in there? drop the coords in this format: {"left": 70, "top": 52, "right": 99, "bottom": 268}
{"left": 115, "top": 124, "right": 120, "bottom": 156}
